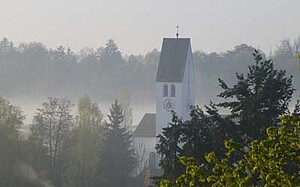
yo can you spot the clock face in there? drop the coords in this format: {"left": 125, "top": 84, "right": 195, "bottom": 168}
{"left": 163, "top": 99, "right": 175, "bottom": 111}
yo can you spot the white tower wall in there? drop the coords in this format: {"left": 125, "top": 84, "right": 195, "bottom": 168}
{"left": 181, "top": 44, "right": 196, "bottom": 120}
{"left": 155, "top": 82, "right": 182, "bottom": 138}
{"left": 155, "top": 42, "right": 195, "bottom": 138}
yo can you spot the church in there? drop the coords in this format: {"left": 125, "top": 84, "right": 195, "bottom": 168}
{"left": 133, "top": 36, "right": 196, "bottom": 180}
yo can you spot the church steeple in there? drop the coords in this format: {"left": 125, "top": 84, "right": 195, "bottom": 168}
{"left": 176, "top": 25, "right": 179, "bottom": 38}
{"left": 155, "top": 37, "right": 195, "bottom": 138}
{"left": 133, "top": 36, "right": 196, "bottom": 178}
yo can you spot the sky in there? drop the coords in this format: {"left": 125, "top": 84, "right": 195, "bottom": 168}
{"left": 1, "top": 0, "right": 300, "bottom": 55}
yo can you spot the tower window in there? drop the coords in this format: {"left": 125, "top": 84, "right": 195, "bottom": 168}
{"left": 163, "top": 84, "right": 168, "bottom": 97}
{"left": 171, "top": 84, "right": 176, "bottom": 97}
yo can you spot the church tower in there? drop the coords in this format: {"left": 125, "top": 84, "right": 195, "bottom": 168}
{"left": 133, "top": 36, "right": 196, "bottom": 181}
{"left": 155, "top": 38, "right": 195, "bottom": 137}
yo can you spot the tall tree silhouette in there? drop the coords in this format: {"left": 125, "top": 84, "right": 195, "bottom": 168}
{"left": 95, "top": 100, "right": 137, "bottom": 187}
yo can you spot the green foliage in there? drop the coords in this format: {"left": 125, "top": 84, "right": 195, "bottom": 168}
{"left": 0, "top": 96, "right": 44, "bottom": 186}
{"left": 217, "top": 49, "right": 294, "bottom": 143}
{"left": 95, "top": 100, "right": 137, "bottom": 187}
{"left": 31, "top": 97, "right": 74, "bottom": 185}
{"left": 0, "top": 96, "right": 23, "bottom": 185}
{"left": 156, "top": 104, "right": 236, "bottom": 182}
{"left": 63, "top": 96, "right": 104, "bottom": 187}
{"left": 76, "top": 95, "right": 103, "bottom": 130}
{"left": 156, "top": 113, "right": 184, "bottom": 181}
{"left": 157, "top": 49, "right": 298, "bottom": 185}
{"left": 160, "top": 115, "right": 300, "bottom": 187}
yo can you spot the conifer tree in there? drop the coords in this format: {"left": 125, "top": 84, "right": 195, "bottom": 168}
{"left": 217, "top": 50, "right": 294, "bottom": 142}
{"left": 156, "top": 50, "right": 296, "bottom": 182}
{"left": 160, "top": 115, "right": 300, "bottom": 187}
{"left": 156, "top": 113, "right": 184, "bottom": 181}
{"left": 95, "top": 100, "right": 137, "bottom": 187}
{"left": 156, "top": 105, "right": 236, "bottom": 181}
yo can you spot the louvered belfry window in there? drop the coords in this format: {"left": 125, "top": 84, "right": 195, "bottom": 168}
{"left": 163, "top": 84, "right": 168, "bottom": 97}
{"left": 171, "top": 84, "right": 175, "bottom": 97}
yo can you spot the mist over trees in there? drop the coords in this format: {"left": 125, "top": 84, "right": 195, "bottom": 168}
{"left": 0, "top": 96, "right": 139, "bottom": 187}
{"left": 0, "top": 37, "right": 158, "bottom": 101}
{"left": 0, "top": 37, "right": 299, "bottom": 105}
{"left": 0, "top": 36, "right": 299, "bottom": 186}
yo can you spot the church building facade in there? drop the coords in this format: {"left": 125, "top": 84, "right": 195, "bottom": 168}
{"left": 133, "top": 37, "right": 196, "bottom": 177}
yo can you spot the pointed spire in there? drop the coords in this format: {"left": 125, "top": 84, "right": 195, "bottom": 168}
{"left": 176, "top": 25, "right": 179, "bottom": 38}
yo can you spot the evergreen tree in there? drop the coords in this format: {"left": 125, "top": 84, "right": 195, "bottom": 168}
{"left": 180, "top": 104, "right": 236, "bottom": 165}
{"left": 160, "top": 115, "right": 300, "bottom": 187}
{"left": 156, "top": 113, "right": 184, "bottom": 181}
{"left": 0, "top": 37, "right": 14, "bottom": 53}
{"left": 156, "top": 105, "right": 236, "bottom": 181}
{"left": 99, "top": 39, "right": 124, "bottom": 69}
{"left": 95, "top": 100, "right": 137, "bottom": 187}
{"left": 217, "top": 49, "right": 294, "bottom": 143}
{"left": 157, "top": 49, "right": 296, "bottom": 182}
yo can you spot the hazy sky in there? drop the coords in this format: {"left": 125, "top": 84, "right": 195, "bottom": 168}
{"left": 1, "top": 0, "right": 300, "bottom": 55}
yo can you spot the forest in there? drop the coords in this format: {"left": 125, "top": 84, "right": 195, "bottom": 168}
{"left": 0, "top": 36, "right": 299, "bottom": 186}
{"left": 0, "top": 95, "right": 144, "bottom": 187}
{"left": 0, "top": 37, "right": 299, "bottom": 105}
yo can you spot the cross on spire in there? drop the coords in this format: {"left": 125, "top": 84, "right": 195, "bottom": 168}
{"left": 176, "top": 25, "right": 179, "bottom": 38}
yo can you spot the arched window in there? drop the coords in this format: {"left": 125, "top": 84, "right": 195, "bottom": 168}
{"left": 163, "top": 84, "right": 168, "bottom": 97}
{"left": 171, "top": 84, "right": 176, "bottom": 97}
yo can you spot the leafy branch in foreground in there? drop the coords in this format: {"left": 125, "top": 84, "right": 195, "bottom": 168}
{"left": 160, "top": 115, "right": 300, "bottom": 187}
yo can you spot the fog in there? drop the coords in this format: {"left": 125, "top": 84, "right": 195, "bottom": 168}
{"left": 11, "top": 96, "right": 156, "bottom": 127}
{"left": 1, "top": 37, "right": 299, "bottom": 126}
{"left": 1, "top": 0, "right": 300, "bottom": 186}
{"left": 1, "top": 35, "right": 298, "bottom": 185}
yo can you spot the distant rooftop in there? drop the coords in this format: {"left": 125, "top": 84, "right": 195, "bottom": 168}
{"left": 133, "top": 113, "right": 156, "bottom": 137}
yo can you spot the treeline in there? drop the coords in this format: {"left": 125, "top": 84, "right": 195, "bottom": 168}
{"left": 0, "top": 96, "right": 142, "bottom": 187}
{"left": 0, "top": 37, "right": 299, "bottom": 103}
{"left": 157, "top": 50, "right": 300, "bottom": 186}
{"left": 0, "top": 38, "right": 158, "bottom": 100}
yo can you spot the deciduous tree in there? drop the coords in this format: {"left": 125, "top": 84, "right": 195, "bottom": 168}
{"left": 160, "top": 115, "right": 300, "bottom": 187}
{"left": 31, "top": 97, "right": 73, "bottom": 185}
{"left": 0, "top": 96, "right": 42, "bottom": 186}
{"left": 64, "top": 96, "right": 103, "bottom": 187}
